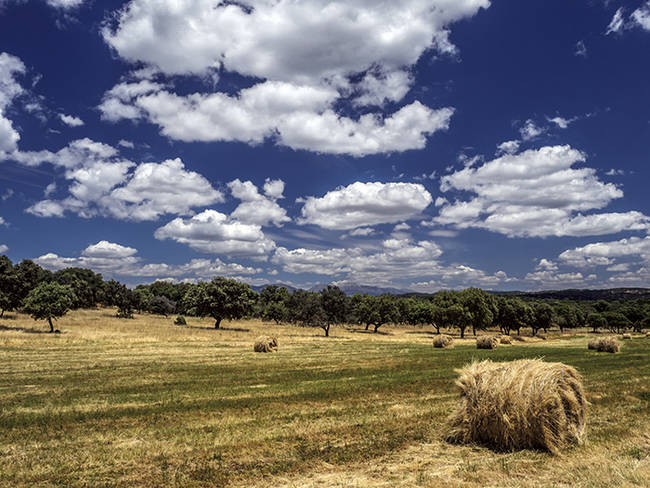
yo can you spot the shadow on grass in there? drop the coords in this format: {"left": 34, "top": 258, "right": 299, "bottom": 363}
{"left": 0, "top": 324, "right": 58, "bottom": 334}
{"left": 348, "top": 329, "right": 393, "bottom": 336}
{"left": 188, "top": 325, "right": 251, "bottom": 332}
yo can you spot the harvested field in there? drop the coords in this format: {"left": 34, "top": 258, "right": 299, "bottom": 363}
{"left": 0, "top": 309, "right": 648, "bottom": 488}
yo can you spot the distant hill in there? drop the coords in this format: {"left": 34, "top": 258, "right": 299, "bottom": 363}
{"left": 250, "top": 283, "right": 300, "bottom": 294}
{"left": 308, "top": 283, "right": 411, "bottom": 296}
{"left": 250, "top": 283, "right": 650, "bottom": 301}
{"left": 490, "top": 288, "right": 650, "bottom": 302}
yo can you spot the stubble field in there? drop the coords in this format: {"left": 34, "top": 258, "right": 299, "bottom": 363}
{"left": 0, "top": 309, "right": 648, "bottom": 487}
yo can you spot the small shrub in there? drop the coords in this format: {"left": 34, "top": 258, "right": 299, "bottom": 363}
{"left": 174, "top": 315, "right": 187, "bottom": 326}
{"left": 116, "top": 305, "right": 134, "bottom": 319}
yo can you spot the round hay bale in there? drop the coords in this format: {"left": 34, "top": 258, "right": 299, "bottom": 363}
{"left": 587, "top": 338, "right": 599, "bottom": 350}
{"left": 622, "top": 333, "right": 632, "bottom": 340}
{"left": 476, "top": 335, "right": 499, "bottom": 349}
{"left": 253, "top": 336, "right": 278, "bottom": 353}
{"left": 500, "top": 335, "right": 512, "bottom": 345}
{"left": 597, "top": 336, "right": 619, "bottom": 353}
{"left": 433, "top": 334, "right": 454, "bottom": 349}
{"left": 445, "top": 359, "right": 586, "bottom": 453}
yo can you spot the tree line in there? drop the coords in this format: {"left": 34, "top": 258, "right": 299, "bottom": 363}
{"left": 1, "top": 255, "right": 649, "bottom": 335}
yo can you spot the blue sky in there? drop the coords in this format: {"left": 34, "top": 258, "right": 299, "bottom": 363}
{"left": 0, "top": 0, "right": 649, "bottom": 291}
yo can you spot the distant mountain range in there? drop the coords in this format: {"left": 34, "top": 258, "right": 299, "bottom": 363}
{"left": 251, "top": 282, "right": 411, "bottom": 296}
{"left": 251, "top": 283, "right": 650, "bottom": 301}
{"left": 490, "top": 288, "right": 650, "bottom": 302}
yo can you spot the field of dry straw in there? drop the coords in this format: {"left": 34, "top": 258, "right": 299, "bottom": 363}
{"left": 0, "top": 308, "right": 648, "bottom": 487}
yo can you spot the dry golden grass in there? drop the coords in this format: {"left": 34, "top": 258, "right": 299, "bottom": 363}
{"left": 0, "top": 309, "right": 648, "bottom": 488}
{"left": 444, "top": 359, "right": 586, "bottom": 453}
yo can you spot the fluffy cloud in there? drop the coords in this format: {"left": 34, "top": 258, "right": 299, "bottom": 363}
{"left": 299, "top": 181, "right": 432, "bottom": 230}
{"left": 99, "top": 81, "right": 454, "bottom": 156}
{"left": 632, "top": 2, "right": 650, "bottom": 30}
{"left": 34, "top": 240, "right": 261, "bottom": 279}
{"left": 59, "top": 113, "right": 84, "bottom": 127}
{"left": 558, "top": 235, "right": 650, "bottom": 268}
{"left": 433, "top": 145, "right": 650, "bottom": 237}
{"left": 227, "top": 178, "right": 290, "bottom": 227}
{"left": 103, "top": 0, "right": 489, "bottom": 81}
{"left": 272, "top": 237, "right": 509, "bottom": 288}
{"left": 0, "top": 244, "right": 8, "bottom": 253}
{"left": 98, "top": 0, "right": 488, "bottom": 155}
{"left": 524, "top": 270, "right": 596, "bottom": 287}
{"left": 82, "top": 240, "right": 137, "bottom": 259}
{"left": 0, "top": 52, "right": 25, "bottom": 152}
{"left": 3, "top": 139, "right": 224, "bottom": 221}
{"left": 154, "top": 209, "right": 276, "bottom": 258}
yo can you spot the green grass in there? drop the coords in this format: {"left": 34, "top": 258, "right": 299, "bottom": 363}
{"left": 0, "top": 310, "right": 648, "bottom": 487}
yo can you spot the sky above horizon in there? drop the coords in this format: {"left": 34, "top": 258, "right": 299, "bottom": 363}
{"left": 0, "top": 0, "right": 649, "bottom": 292}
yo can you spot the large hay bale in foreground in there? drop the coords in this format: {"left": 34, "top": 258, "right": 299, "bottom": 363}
{"left": 445, "top": 359, "right": 586, "bottom": 453}
{"left": 476, "top": 335, "right": 499, "bottom": 349}
{"left": 433, "top": 334, "right": 454, "bottom": 349}
{"left": 254, "top": 336, "right": 278, "bottom": 353}
{"left": 597, "top": 337, "right": 619, "bottom": 353}
{"left": 500, "top": 335, "right": 512, "bottom": 345}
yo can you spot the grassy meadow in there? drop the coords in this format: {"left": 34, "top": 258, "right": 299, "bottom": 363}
{"left": 0, "top": 309, "right": 649, "bottom": 487}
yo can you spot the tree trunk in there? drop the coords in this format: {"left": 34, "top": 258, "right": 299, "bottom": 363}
{"left": 323, "top": 324, "right": 330, "bottom": 337}
{"left": 517, "top": 328, "right": 520, "bottom": 335}
{"left": 472, "top": 326, "right": 476, "bottom": 336}
{"left": 373, "top": 323, "right": 381, "bottom": 333}
{"left": 0, "top": 309, "right": 4, "bottom": 318}
{"left": 214, "top": 318, "right": 222, "bottom": 329}
{"left": 460, "top": 326, "right": 465, "bottom": 339}
{"left": 365, "top": 323, "right": 370, "bottom": 331}
{"left": 48, "top": 317, "right": 54, "bottom": 333}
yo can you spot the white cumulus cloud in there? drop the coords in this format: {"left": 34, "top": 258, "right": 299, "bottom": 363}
{"left": 299, "top": 181, "right": 432, "bottom": 230}
{"left": 432, "top": 145, "right": 650, "bottom": 237}
{"left": 98, "top": 0, "right": 488, "bottom": 155}
{"left": 154, "top": 209, "right": 276, "bottom": 258}
{"left": 0, "top": 52, "right": 25, "bottom": 153}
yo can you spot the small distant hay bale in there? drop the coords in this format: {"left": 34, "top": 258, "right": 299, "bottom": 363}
{"left": 476, "top": 335, "right": 499, "bottom": 349}
{"left": 622, "top": 333, "right": 632, "bottom": 340}
{"left": 445, "top": 359, "right": 587, "bottom": 453}
{"left": 254, "top": 336, "right": 278, "bottom": 353}
{"left": 587, "top": 338, "right": 600, "bottom": 350}
{"left": 597, "top": 337, "right": 619, "bottom": 353}
{"left": 433, "top": 334, "right": 454, "bottom": 349}
{"left": 500, "top": 335, "right": 512, "bottom": 345}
